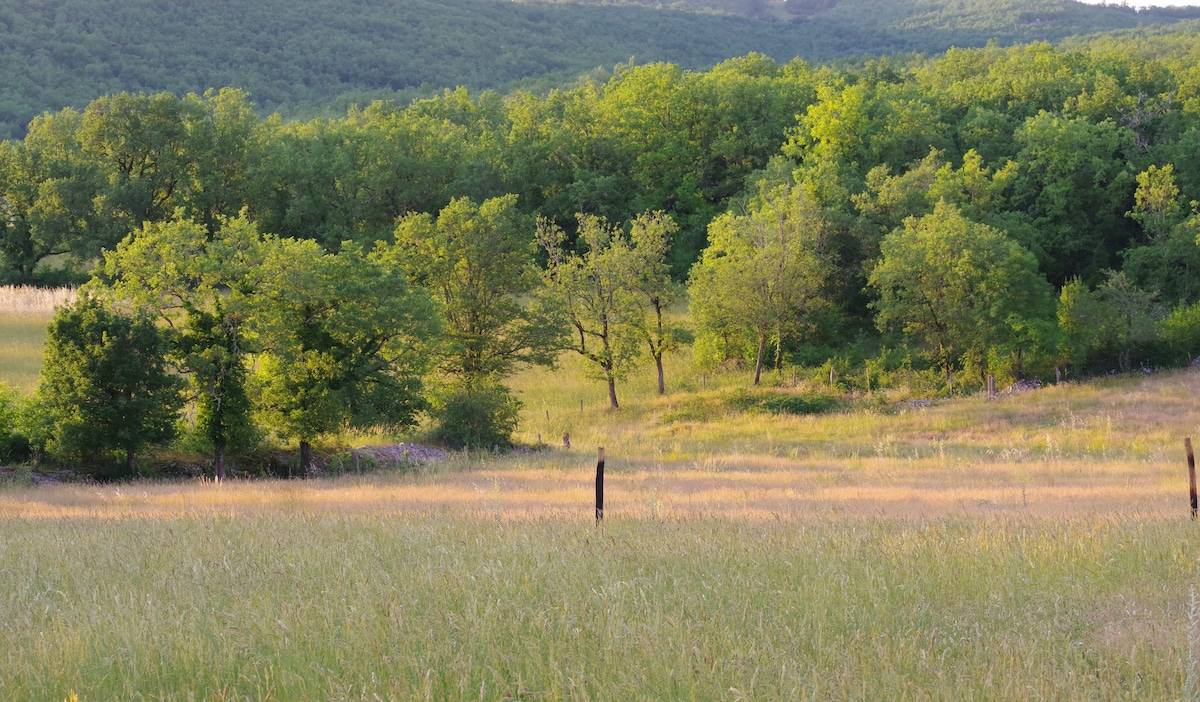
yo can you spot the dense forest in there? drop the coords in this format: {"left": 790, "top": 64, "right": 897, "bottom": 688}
{"left": 3, "top": 0, "right": 1200, "bottom": 139}
{"left": 6, "top": 18, "right": 1200, "bottom": 472}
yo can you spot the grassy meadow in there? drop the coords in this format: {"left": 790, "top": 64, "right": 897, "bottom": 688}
{"left": 0, "top": 286, "right": 73, "bottom": 393}
{"left": 3, "top": 286, "right": 1200, "bottom": 699}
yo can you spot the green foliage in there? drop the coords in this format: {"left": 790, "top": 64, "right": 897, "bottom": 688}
{"left": 249, "top": 238, "right": 438, "bottom": 449}
{"left": 35, "top": 297, "right": 183, "bottom": 473}
{"left": 1011, "top": 111, "right": 1134, "bottom": 285}
{"left": 626, "top": 211, "right": 687, "bottom": 394}
{"left": 95, "top": 214, "right": 265, "bottom": 478}
{"left": 869, "top": 201, "right": 1055, "bottom": 382}
{"left": 0, "top": 382, "right": 30, "bottom": 464}
{"left": 14, "top": 19, "right": 1200, "bottom": 407}
{"left": 5, "top": 0, "right": 1195, "bottom": 141}
{"left": 1159, "top": 301, "right": 1200, "bottom": 366}
{"left": 0, "top": 109, "right": 101, "bottom": 284}
{"left": 536, "top": 213, "right": 647, "bottom": 408}
{"left": 689, "top": 179, "right": 833, "bottom": 384}
{"left": 726, "top": 388, "right": 839, "bottom": 415}
{"left": 390, "top": 195, "right": 562, "bottom": 386}
{"left": 431, "top": 384, "right": 523, "bottom": 449}
{"left": 1057, "top": 272, "right": 1162, "bottom": 375}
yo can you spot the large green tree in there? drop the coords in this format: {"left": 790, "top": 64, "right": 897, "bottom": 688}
{"left": 536, "top": 213, "right": 645, "bottom": 409}
{"left": 249, "top": 237, "right": 438, "bottom": 473}
{"left": 36, "top": 297, "right": 183, "bottom": 473}
{"left": 390, "top": 194, "right": 562, "bottom": 446}
{"left": 96, "top": 214, "right": 262, "bottom": 480}
{"left": 689, "top": 181, "right": 833, "bottom": 385}
{"left": 0, "top": 108, "right": 103, "bottom": 283}
{"left": 869, "top": 200, "right": 1055, "bottom": 387}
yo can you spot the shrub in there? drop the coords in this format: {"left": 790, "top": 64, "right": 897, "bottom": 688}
{"left": 0, "top": 383, "right": 31, "bottom": 464}
{"left": 726, "top": 389, "right": 839, "bottom": 415}
{"left": 432, "top": 385, "right": 522, "bottom": 449}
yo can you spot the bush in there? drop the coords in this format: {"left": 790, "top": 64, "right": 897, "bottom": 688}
{"left": 726, "top": 389, "right": 839, "bottom": 415}
{"left": 432, "top": 385, "right": 522, "bottom": 449}
{"left": 0, "top": 383, "right": 31, "bottom": 465}
{"left": 1159, "top": 302, "right": 1200, "bottom": 366}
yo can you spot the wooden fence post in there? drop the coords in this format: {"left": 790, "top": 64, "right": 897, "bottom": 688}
{"left": 987, "top": 374, "right": 996, "bottom": 399}
{"left": 1188, "top": 438, "right": 1197, "bottom": 520}
{"left": 595, "top": 447, "right": 605, "bottom": 524}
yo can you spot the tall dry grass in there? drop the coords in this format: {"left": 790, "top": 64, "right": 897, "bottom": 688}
{"left": 0, "top": 512, "right": 1194, "bottom": 700}
{"left": 0, "top": 286, "right": 73, "bottom": 391}
{"left": 0, "top": 285, "right": 75, "bottom": 317}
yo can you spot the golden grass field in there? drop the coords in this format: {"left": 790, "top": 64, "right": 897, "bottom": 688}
{"left": 3, "top": 285, "right": 1200, "bottom": 699}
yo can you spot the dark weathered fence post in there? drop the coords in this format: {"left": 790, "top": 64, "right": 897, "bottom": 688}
{"left": 1188, "top": 438, "right": 1197, "bottom": 520}
{"left": 987, "top": 374, "right": 996, "bottom": 399}
{"left": 595, "top": 447, "right": 605, "bottom": 524}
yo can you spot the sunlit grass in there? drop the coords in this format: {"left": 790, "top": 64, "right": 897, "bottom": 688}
{"left": 1, "top": 512, "right": 1195, "bottom": 700}
{"left": 0, "top": 316, "right": 51, "bottom": 393}
{"left": 0, "top": 285, "right": 71, "bottom": 393}
{"left": 0, "top": 285, "right": 75, "bottom": 317}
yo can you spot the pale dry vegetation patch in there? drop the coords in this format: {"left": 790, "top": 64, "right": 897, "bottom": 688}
{"left": 0, "top": 285, "right": 75, "bottom": 317}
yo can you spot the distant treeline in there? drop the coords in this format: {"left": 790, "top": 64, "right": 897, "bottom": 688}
{"left": 2, "top": 0, "right": 1200, "bottom": 139}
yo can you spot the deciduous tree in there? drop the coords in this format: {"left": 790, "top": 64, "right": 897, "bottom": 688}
{"left": 536, "top": 213, "right": 644, "bottom": 409}
{"left": 390, "top": 194, "right": 562, "bottom": 445}
{"left": 36, "top": 297, "right": 183, "bottom": 474}
{"left": 97, "top": 213, "right": 262, "bottom": 480}
{"left": 869, "top": 201, "right": 1054, "bottom": 388}
{"left": 689, "top": 181, "right": 832, "bottom": 385}
{"left": 249, "top": 237, "right": 437, "bottom": 472}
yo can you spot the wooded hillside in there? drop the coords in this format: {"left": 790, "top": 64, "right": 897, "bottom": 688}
{"left": 2, "top": 0, "right": 1199, "bottom": 139}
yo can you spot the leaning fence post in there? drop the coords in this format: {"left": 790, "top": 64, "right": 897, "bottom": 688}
{"left": 595, "top": 447, "right": 605, "bottom": 524}
{"left": 1188, "top": 438, "right": 1197, "bottom": 520}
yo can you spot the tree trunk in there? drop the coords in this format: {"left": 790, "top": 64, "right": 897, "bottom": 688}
{"left": 299, "top": 440, "right": 312, "bottom": 477}
{"left": 655, "top": 354, "right": 665, "bottom": 395}
{"left": 753, "top": 335, "right": 766, "bottom": 386}
{"left": 214, "top": 446, "right": 226, "bottom": 482}
{"left": 607, "top": 376, "right": 620, "bottom": 409}
{"left": 126, "top": 448, "right": 136, "bottom": 475}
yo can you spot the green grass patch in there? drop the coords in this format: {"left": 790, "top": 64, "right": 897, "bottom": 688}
{"left": 0, "top": 315, "right": 50, "bottom": 393}
{"left": 725, "top": 388, "right": 841, "bottom": 416}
